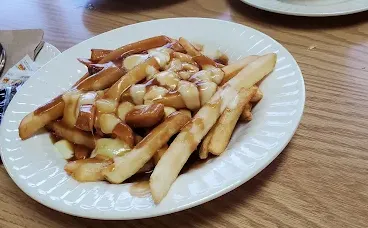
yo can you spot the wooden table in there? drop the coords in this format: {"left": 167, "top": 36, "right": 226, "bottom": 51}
{"left": 1, "top": 0, "right": 368, "bottom": 227}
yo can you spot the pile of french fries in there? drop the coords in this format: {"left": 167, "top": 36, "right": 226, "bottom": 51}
{"left": 18, "top": 35, "right": 276, "bottom": 204}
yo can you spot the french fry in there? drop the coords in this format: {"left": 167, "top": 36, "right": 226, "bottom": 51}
{"left": 19, "top": 96, "right": 64, "bottom": 139}
{"left": 179, "top": 37, "right": 201, "bottom": 56}
{"left": 150, "top": 95, "right": 222, "bottom": 203}
{"left": 102, "top": 111, "right": 191, "bottom": 184}
{"left": 221, "top": 55, "right": 259, "bottom": 85}
{"left": 153, "top": 144, "right": 169, "bottom": 165}
{"left": 208, "top": 87, "right": 257, "bottom": 155}
{"left": 46, "top": 121, "right": 97, "bottom": 149}
{"left": 112, "top": 122, "right": 135, "bottom": 148}
{"left": 240, "top": 103, "right": 253, "bottom": 122}
{"left": 99, "top": 35, "right": 172, "bottom": 63}
{"left": 104, "top": 58, "right": 160, "bottom": 101}
{"left": 125, "top": 104, "right": 165, "bottom": 128}
{"left": 152, "top": 91, "right": 186, "bottom": 109}
{"left": 199, "top": 127, "right": 215, "bottom": 160}
{"left": 76, "top": 62, "right": 126, "bottom": 91}
{"left": 150, "top": 53, "right": 277, "bottom": 203}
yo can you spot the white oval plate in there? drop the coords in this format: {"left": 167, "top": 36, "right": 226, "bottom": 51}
{"left": 241, "top": 0, "right": 368, "bottom": 16}
{"left": 0, "top": 18, "right": 305, "bottom": 220}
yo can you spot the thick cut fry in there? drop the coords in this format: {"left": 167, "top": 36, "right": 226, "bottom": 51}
{"left": 240, "top": 103, "right": 253, "bottom": 122}
{"left": 102, "top": 111, "right": 191, "bottom": 184}
{"left": 153, "top": 92, "right": 186, "bottom": 109}
{"left": 150, "top": 53, "right": 277, "bottom": 203}
{"left": 125, "top": 104, "right": 165, "bottom": 128}
{"left": 46, "top": 121, "right": 97, "bottom": 149}
{"left": 104, "top": 58, "right": 160, "bottom": 101}
{"left": 153, "top": 144, "right": 169, "bottom": 165}
{"left": 179, "top": 37, "right": 201, "bottom": 56}
{"left": 221, "top": 55, "right": 259, "bottom": 85}
{"left": 208, "top": 87, "right": 257, "bottom": 155}
{"left": 19, "top": 96, "right": 64, "bottom": 139}
{"left": 100, "top": 36, "right": 172, "bottom": 63}
{"left": 199, "top": 127, "right": 215, "bottom": 160}
{"left": 76, "top": 62, "right": 126, "bottom": 91}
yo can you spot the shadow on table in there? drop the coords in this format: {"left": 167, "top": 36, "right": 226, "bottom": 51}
{"left": 227, "top": 0, "right": 368, "bottom": 30}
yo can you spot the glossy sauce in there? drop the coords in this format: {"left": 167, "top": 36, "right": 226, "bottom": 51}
{"left": 125, "top": 103, "right": 165, "bottom": 128}
{"left": 34, "top": 95, "right": 63, "bottom": 115}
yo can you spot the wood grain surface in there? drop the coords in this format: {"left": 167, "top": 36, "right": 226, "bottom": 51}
{"left": 1, "top": 0, "right": 368, "bottom": 227}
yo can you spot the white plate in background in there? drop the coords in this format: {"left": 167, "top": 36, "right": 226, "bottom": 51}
{"left": 241, "top": 0, "right": 368, "bottom": 16}
{"left": 0, "top": 18, "right": 305, "bottom": 220}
